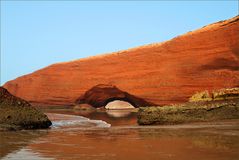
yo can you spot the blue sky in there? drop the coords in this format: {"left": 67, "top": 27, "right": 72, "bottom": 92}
{"left": 1, "top": 1, "right": 238, "bottom": 85}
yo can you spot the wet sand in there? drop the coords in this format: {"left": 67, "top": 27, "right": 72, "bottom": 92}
{"left": 1, "top": 109, "right": 239, "bottom": 160}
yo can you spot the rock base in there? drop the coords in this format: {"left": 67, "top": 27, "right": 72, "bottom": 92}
{"left": 137, "top": 99, "right": 239, "bottom": 125}
{"left": 0, "top": 87, "right": 52, "bottom": 131}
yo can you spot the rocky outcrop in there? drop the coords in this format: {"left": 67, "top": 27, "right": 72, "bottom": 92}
{"left": 3, "top": 15, "right": 239, "bottom": 106}
{"left": 75, "top": 84, "right": 155, "bottom": 108}
{"left": 137, "top": 99, "right": 239, "bottom": 125}
{"left": 189, "top": 88, "right": 239, "bottom": 102}
{"left": 0, "top": 87, "right": 52, "bottom": 131}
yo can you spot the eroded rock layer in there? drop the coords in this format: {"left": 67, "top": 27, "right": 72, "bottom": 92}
{"left": 3, "top": 16, "right": 239, "bottom": 106}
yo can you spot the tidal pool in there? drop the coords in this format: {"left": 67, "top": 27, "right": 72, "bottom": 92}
{"left": 1, "top": 108, "right": 239, "bottom": 160}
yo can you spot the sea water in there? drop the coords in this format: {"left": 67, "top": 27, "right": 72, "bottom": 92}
{"left": 1, "top": 108, "right": 239, "bottom": 160}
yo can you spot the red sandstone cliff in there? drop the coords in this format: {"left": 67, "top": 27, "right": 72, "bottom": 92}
{"left": 3, "top": 16, "right": 239, "bottom": 106}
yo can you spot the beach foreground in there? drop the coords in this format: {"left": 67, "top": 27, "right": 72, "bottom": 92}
{"left": 1, "top": 109, "right": 239, "bottom": 160}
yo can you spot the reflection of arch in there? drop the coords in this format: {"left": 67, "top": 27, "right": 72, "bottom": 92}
{"left": 75, "top": 84, "right": 156, "bottom": 108}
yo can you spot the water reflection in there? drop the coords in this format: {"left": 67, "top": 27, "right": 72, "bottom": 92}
{"left": 0, "top": 130, "right": 48, "bottom": 159}
{"left": 45, "top": 109, "right": 138, "bottom": 126}
{"left": 2, "top": 148, "right": 54, "bottom": 160}
{"left": 2, "top": 109, "right": 239, "bottom": 160}
{"left": 106, "top": 109, "right": 133, "bottom": 118}
{"left": 27, "top": 126, "right": 239, "bottom": 160}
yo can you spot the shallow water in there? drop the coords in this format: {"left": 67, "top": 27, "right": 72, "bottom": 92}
{"left": 1, "top": 108, "right": 239, "bottom": 160}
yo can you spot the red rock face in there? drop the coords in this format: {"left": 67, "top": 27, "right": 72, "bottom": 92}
{"left": 3, "top": 16, "right": 239, "bottom": 106}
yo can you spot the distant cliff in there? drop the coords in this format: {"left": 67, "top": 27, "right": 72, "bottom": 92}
{"left": 4, "top": 15, "right": 239, "bottom": 106}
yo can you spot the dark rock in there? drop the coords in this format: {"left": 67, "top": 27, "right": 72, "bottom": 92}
{"left": 75, "top": 84, "right": 155, "bottom": 108}
{"left": 137, "top": 99, "right": 239, "bottom": 125}
{"left": 0, "top": 87, "right": 52, "bottom": 131}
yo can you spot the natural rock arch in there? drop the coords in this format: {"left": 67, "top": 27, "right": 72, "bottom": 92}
{"left": 75, "top": 84, "right": 155, "bottom": 108}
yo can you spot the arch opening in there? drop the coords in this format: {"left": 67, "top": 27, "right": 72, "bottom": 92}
{"left": 105, "top": 100, "right": 135, "bottom": 110}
